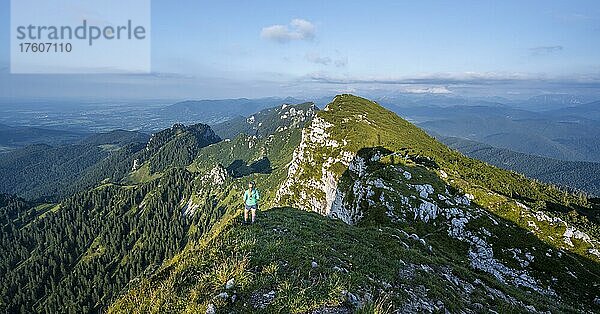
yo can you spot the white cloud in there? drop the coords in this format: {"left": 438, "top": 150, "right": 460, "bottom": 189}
{"left": 302, "top": 72, "right": 600, "bottom": 94}
{"left": 261, "top": 19, "right": 316, "bottom": 43}
{"left": 305, "top": 71, "right": 544, "bottom": 85}
{"left": 402, "top": 86, "right": 452, "bottom": 94}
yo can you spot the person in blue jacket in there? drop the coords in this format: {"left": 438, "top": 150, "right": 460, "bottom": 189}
{"left": 244, "top": 181, "right": 260, "bottom": 224}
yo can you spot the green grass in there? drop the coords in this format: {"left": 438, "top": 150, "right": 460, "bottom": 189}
{"left": 108, "top": 207, "right": 587, "bottom": 313}
{"left": 98, "top": 144, "right": 122, "bottom": 152}
{"left": 81, "top": 236, "right": 106, "bottom": 263}
{"left": 19, "top": 203, "right": 60, "bottom": 228}
{"left": 125, "top": 163, "right": 162, "bottom": 184}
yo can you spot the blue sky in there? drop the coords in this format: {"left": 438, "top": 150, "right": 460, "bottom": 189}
{"left": 1, "top": 0, "right": 600, "bottom": 100}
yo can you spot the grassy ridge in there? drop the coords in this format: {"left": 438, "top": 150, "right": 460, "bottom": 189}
{"left": 322, "top": 95, "right": 588, "bottom": 209}
{"left": 316, "top": 95, "right": 598, "bottom": 253}
{"left": 110, "top": 208, "right": 577, "bottom": 313}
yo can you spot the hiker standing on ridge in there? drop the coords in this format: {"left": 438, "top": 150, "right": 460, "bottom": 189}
{"left": 244, "top": 181, "right": 260, "bottom": 224}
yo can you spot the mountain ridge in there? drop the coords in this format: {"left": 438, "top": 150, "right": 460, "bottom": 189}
{"left": 211, "top": 102, "right": 318, "bottom": 140}
{"left": 1, "top": 95, "right": 599, "bottom": 313}
{"left": 108, "top": 94, "right": 600, "bottom": 313}
{"left": 0, "top": 130, "right": 149, "bottom": 200}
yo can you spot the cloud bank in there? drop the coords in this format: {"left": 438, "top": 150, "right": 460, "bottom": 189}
{"left": 304, "top": 71, "right": 600, "bottom": 88}
{"left": 261, "top": 19, "right": 316, "bottom": 43}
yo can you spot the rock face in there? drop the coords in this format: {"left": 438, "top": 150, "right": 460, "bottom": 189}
{"left": 323, "top": 147, "right": 549, "bottom": 293}
{"left": 276, "top": 103, "right": 318, "bottom": 132}
{"left": 206, "top": 164, "right": 228, "bottom": 186}
{"left": 131, "top": 159, "right": 140, "bottom": 171}
{"left": 276, "top": 114, "right": 355, "bottom": 219}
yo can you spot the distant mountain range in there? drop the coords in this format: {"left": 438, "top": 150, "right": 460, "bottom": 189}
{"left": 523, "top": 94, "right": 589, "bottom": 111}
{"left": 0, "top": 123, "right": 87, "bottom": 153}
{"left": 544, "top": 100, "right": 600, "bottom": 121}
{"left": 156, "top": 97, "right": 306, "bottom": 125}
{"left": 2, "top": 96, "right": 599, "bottom": 198}
{"left": 443, "top": 136, "right": 600, "bottom": 196}
{"left": 384, "top": 100, "right": 600, "bottom": 162}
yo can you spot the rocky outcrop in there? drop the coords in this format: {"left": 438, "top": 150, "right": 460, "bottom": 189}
{"left": 276, "top": 103, "right": 317, "bottom": 132}
{"left": 219, "top": 102, "right": 318, "bottom": 139}
{"left": 182, "top": 164, "right": 228, "bottom": 217}
{"left": 276, "top": 114, "right": 354, "bottom": 217}
{"left": 285, "top": 143, "right": 563, "bottom": 296}
{"left": 206, "top": 164, "right": 228, "bottom": 186}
